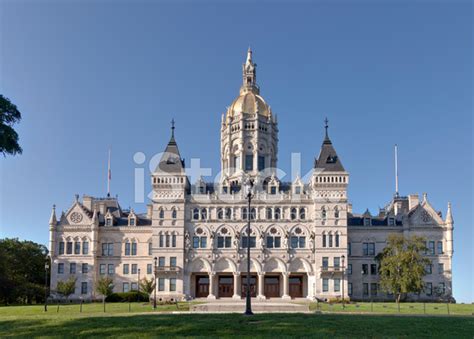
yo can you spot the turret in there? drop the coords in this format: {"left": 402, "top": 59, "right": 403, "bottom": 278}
{"left": 445, "top": 202, "right": 454, "bottom": 257}
{"left": 48, "top": 204, "right": 57, "bottom": 255}
{"left": 91, "top": 206, "right": 99, "bottom": 256}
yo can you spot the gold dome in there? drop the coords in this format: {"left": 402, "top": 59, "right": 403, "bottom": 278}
{"left": 227, "top": 90, "right": 271, "bottom": 120}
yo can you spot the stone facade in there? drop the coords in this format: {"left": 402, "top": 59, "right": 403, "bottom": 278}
{"left": 49, "top": 49, "right": 453, "bottom": 302}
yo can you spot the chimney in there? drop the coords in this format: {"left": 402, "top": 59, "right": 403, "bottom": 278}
{"left": 408, "top": 194, "right": 419, "bottom": 211}
{"left": 83, "top": 195, "right": 93, "bottom": 210}
{"left": 147, "top": 204, "right": 153, "bottom": 219}
{"left": 347, "top": 203, "right": 353, "bottom": 214}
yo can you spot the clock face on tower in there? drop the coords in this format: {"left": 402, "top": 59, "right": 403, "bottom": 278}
{"left": 70, "top": 212, "right": 83, "bottom": 224}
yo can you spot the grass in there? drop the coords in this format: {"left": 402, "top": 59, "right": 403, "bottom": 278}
{"left": 0, "top": 305, "right": 473, "bottom": 338}
{"left": 307, "top": 301, "right": 474, "bottom": 316}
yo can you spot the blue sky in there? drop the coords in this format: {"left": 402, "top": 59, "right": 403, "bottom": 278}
{"left": 0, "top": 1, "right": 472, "bottom": 302}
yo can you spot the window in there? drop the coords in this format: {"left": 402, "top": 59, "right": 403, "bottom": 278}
{"left": 193, "top": 236, "right": 207, "bottom": 248}
{"left": 200, "top": 209, "right": 207, "bottom": 220}
{"left": 266, "top": 236, "right": 281, "bottom": 248}
{"left": 425, "top": 264, "right": 432, "bottom": 275}
{"left": 170, "top": 278, "right": 177, "bottom": 292}
{"left": 123, "top": 282, "right": 130, "bottom": 293}
{"left": 245, "top": 154, "right": 253, "bottom": 171}
{"left": 131, "top": 282, "right": 138, "bottom": 291}
{"left": 129, "top": 217, "right": 135, "bottom": 226}
{"left": 438, "top": 263, "right": 444, "bottom": 274}
{"left": 270, "top": 186, "right": 277, "bottom": 195}
{"left": 132, "top": 264, "right": 138, "bottom": 274}
{"left": 172, "top": 209, "right": 177, "bottom": 219}
{"left": 166, "top": 234, "right": 170, "bottom": 247}
{"left": 363, "top": 218, "right": 371, "bottom": 226}
{"left": 131, "top": 242, "right": 137, "bottom": 255}
{"left": 59, "top": 242, "right": 65, "bottom": 255}
{"left": 193, "top": 236, "right": 200, "bottom": 248}
{"left": 82, "top": 263, "right": 88, "bottom": 274}
{"left": 225, "top": 208, "right": 232, "bottom": 220}
{"left": 290, "top": 208, "right": 297, "bottom": 220}
{"left": 148, "top": 242, "right": 152, "bottom": 256}
{"left": 58, "top": 263, "right": 64, "bottom": 274}
{"left": 334, "top": 257, "right": 340, "bottom": 269}
{"left": 295, "top": 186, "right": 301, "bottom": 194}
{"left": 159, "top": 257, "right": 165, "bottom": 267}
{"left": 322, "top": 257, "right": 329, "bottom": 269}
{"left": 370, "top": 264, "right": 377, "bottom": 275}
{"left": 334, "top": 207, "right": 340, "bottom": 219}
{"left": 425, "top": 282, "right": 433, "bottom": 296}
{"left": 217, "top": 208, "right": 223, "bottom": 219}
{"left": 322, "top": 234, "right": 327, "bottom": 247}
{"left": 123, "top": 264, "right": 129, "bottom": 275}
{"left": 321, "top": 208, "right": 327, "bottom": 219}
{"left": 81, "top": 282, "right": 87, "bottom": 294}
{"left": 347, "top": 264, "right": 352, "bottom": 275}
{"left": 299, "top": 208, "right": 305, "bottom": 219}
{"left": 335, "top": 234, "right": 340, "bottom": 248}
{"left": 363, "top": 242, "right": 375, "bottom": 256}
{"left": 170, "top": 257, "right": 177, "bottom": 267}
{"left": 99, "top": 264, "right": 106, "bottom": 275}
{"left": 159, "top": 235, "right": 164, "bottom": 247}
{"left": 242, "top": 236, "right": 256, "bottom": 248}
{"left": 250, "top": 208, "right": 256, "bottom": 220}
{"left": 172, "top": 234, "right": 177, "bottom": 248}
{"left": 147, "top": 264, "right": 152, "bottom": 274}
{"left": 291, "top": 236, "right": 305, "bottom": 248}
{"left": 328, "top": 234, "right": 333, "bottom": 248}
{"left": 233, "top": 156, "right": 240, "bottom": 170}
{"left": 428, "top": 241, "right": 435, "bottom": 255}
{"left": 348, "top": 282, "right": 353, "bottom": 296}
{"left": 363, "top": 283, "right": 369, "bottom": 296}
{"left": 200, "top": 237, "right": 207, "bottom": 248}
{"left": 437, "top": 241, "right": 444, "bottom": 254}
{"left": 107, "top": 243, "right": 114, "bottom": 256}
{"left": 107, "top": 264, "right": 114, "bottom": 275}
{"left": 334, "top": 278, "right": 341, "bottom": 292}
{"left": 217, "top": 236, "right": 232, "bottom": 248}
{"left": 274, "top": 208, "right": 281, "bottom": 220}
{"left": 242, "top": 208, "right": 248, "bottom": 220}
{"left": 74, "top": 242, "right": 81, "bottom": 255}
{"left": 70, "top": 263, "right": 76, "bottom": 274}
{"left": 438, "top": 282, "right": 446, "bottom": 295}
{"left": 105, "top": 218, "right": 112, "bottom": 226}
{"left": 82, "top": 242, "right": 89, "bottom": 255}
{"left": 159, "top": 209, "right": 164, "bottom": 219}
{"left": 258, "top": 155, "right": 265, "bottom": 171}
{"left": 266, "top": 208, "right": 272, "bottom": 219}
{"left": 370, "top": 283, "right": 378, "bottom": 296}
{"left": 192, "top": 208, "right": 199, "bottom": 220}
{"left": 125, "top": 243, "right": 131, "bottom": 256}
{"left": 362, "top": 264, "right": 368, "bottom": 275}
{"left": 66, "top": 242, "right": 73, "bottom": 255}
{"left": 322, "top": 278, "right": 329, "bottom": 292}
{"left": 388, "top": 217, "right": 395, "bottom": 226}
{"left": 158, "top": 278, "right": 165, "bottom": 291}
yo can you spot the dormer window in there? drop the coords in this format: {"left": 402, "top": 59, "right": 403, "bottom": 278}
{"left": 364, "top": 217, "right": 371, "bottom": 226}
{"left": 222, "top": 186, "right": 228, "bottom": 194}
{"left": 295, "top": 186, "right": 301, "bottom": 194}
{"left": 199, "top": 186, "right": 205, "bottom": 194}
{"left": 105, "top": 217, "right": 112, "bottom": 227}
{"left": 270, "top": 186, "right": 276, "bottom": 194}
{"left": 129, "top": 217, "right": 136, "bottom": 226}
{"left": 388, "top": 217, "right": 395, "bottom": 226}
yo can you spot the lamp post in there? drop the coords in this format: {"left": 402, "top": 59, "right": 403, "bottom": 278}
{"left": 44, "top": 256, "right": 50, "bottom": 312}
{"left": 244, "top": 180, "right": 254, "bottom": 316}
{"left": 341, "top": 255, "right": 345, "bottom": 309}
{"left": 137, "top": 268, "right": 141, "bottom": 293}
{"left": 153, "top": 257, "right": 157, "bottom": 310}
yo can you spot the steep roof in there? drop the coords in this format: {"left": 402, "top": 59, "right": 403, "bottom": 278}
{"left": 155, "top": 124, "right": 185, "bottom": 174}
{"left": 314, "top": 123, "right": 345, "bottom": 172}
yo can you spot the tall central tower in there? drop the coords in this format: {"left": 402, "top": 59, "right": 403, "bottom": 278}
{"left": 220, "top": 48, "right": 278, "bottom": 188}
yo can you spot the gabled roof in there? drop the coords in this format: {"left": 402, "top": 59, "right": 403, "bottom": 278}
{"left": 155, "top": 126, "right": 185, "bottom": 174}
{"left": 314, "top": 124, "right": 345, "bottom": 172}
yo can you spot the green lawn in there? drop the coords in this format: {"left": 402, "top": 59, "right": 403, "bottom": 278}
{"left": 0, "top": 304, "right": 473, "bottom": 338}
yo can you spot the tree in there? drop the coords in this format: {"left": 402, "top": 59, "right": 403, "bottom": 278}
{"left": 376, "top": 234, "right": 430, "bottom": 305}
{"left": 139, "top": 277, "right": 155, "bottom": 301}
{"left": 0, "top": 95, "right": 22, "bottom": 157}
{"left": 56, "top": 277, "right": 77, "bottom": 303}
{"left": 95, "top": 276, "right": 114, "bottom": 312}
{"left": 0, "top": 238, "right": 48, "bottom": 305}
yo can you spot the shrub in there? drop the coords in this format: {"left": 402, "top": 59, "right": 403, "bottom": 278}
{"left": 105, "top": 291, "right": 149, "bottom": 302}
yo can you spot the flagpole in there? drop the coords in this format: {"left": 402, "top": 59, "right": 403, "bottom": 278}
{"left": 107, "top": 148, "right": 111, "bottom": 197}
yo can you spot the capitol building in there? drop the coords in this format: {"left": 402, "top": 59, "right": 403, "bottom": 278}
{"left": 48, "top": 49, "right": 453, "bottom": 301}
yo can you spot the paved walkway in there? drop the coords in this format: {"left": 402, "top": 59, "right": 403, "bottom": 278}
{"left": 190, "top": 300, "right": 311, "bottom": 313}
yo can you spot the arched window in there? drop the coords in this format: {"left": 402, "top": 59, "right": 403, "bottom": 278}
{"left": 322, "top": 233, "right": 327, "bottom": 247}
{"left": 225, "top": 208, "right": 232, "bottom": 220}
{"left": 192, "top": 208, "right": 199, "bottom": 220}
{"left": 217, "top": 208, "right": 223, "bottom": 220}
{"left": 159, "top": 209, "right": 164, "bottom": 219}
{"left": 334, "top": 207, "right": 340, "bottom": 219}
{"left": 250, "top": 208, "right": 256, "bottom": 220}
{"left": 266, "top": 208, "right": 272, "bottom": 219}
{"left": 328, "top": 234, "right": 333, "bottom": 247}
{"left": 200, "top": 208, "right": 207, "bottom": 220}
{"left": 171, "top": 209, "right": 177, "bottom": 219}
{"left": 290, "top": 208, "right": 297, "bottom": 220}
{"left": 321, "top": 207, "right": 327, "bottom": 219}
{"left": 335, "top": 233, "right": 340, "bottom": 248}
{"left": 299, "top": 208, "right": 306, "bottom": 220}
{"left": 242, "top": 207, "right": 248, "bottom": 220}
{"left": 274, "top": 208, "right": 281, "bottom": 220}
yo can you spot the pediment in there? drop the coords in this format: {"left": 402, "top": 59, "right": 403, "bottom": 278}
{"left": 409, "top": 202, "right": 443, "bottom": 227}
{"left": 65, "top": 202, "right": 92, "bottom": 226}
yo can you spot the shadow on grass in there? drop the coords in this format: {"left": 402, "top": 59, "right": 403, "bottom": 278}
{"left": 1, "top": 313, "right": 473, "bottom": 338}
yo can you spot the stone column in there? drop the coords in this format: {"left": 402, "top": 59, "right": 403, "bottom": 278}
{"left": 282, "top": 272, "right": 291, "bottom": 300}
{"left": 257, "top": 272, "right": 265, "bottom": 300}
{"left": 233, "top": 272, "right": 241, "bottom": 299}
{"left": 207, "top": 272, "right": 216, "bottom": 300}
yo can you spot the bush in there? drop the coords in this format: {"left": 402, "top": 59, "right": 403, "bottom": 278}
{"left": 105, "top": 291, "right": 149, "bottom": 302}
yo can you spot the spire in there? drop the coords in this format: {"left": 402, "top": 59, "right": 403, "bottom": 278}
{"left": 246, "top": 46, "right": 252, "bottom": 65}
{"left": 92, "top": 206, "right": 99, "bottom": 225}
{"left": 155, "top": 121, "right": 184, "bottom": 174}
{"left": 314, "top": 118, "right": 345, "bottom": 172}
{"left": 241, "top": 47, "right": 258, "bottom": 94}
{"left": 49, "top": 204, "right": 57, "bottom": 225}
{"left": 446, "top": 202, "right": 453, "bottom": 224}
